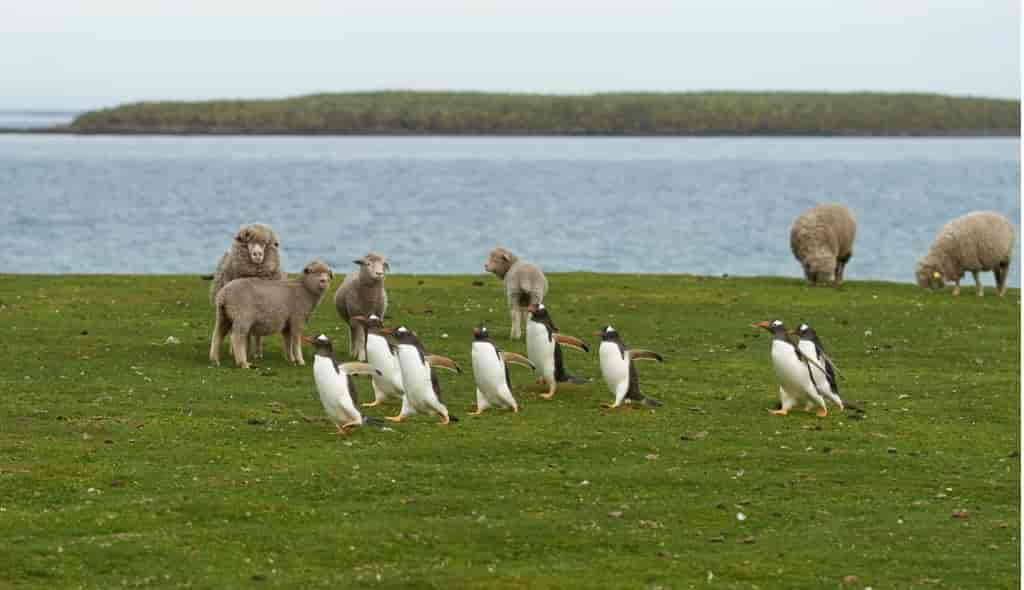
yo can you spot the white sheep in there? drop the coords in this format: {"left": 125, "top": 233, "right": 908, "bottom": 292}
{"left": 209, "top": 223, "right": 285, "bottom": 359}
{"left": 210, "top": 260, "right": 333, "bottom": 369}
{"left": 790, "top": 204, "right": 857, "bottom": 285}
{"left": 915, "top": 211, "right": 1015, "bottom": 297}
{"left": 484, "top": 247, "right": 548, "bottom": 340}
{"left": 334, "top": 253, "right": 389, "bottom": 361}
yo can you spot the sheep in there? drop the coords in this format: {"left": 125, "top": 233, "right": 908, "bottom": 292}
{"left": 789, "top": 204, "right": 857, "bottom": 285}
{"left": 210, "top": 260, "right": 333, "bottom": 369}
{"left": 334, "top": 253, "right": 389, "bottom": 361}
{"left": 915, "top": 211, "right": 1015, "bottom": 297}
{"left": 484, "top": 247, "right": 548, "bottom": 340}
{"left": 209, "top": 223, "right": 284, "bottom": 359}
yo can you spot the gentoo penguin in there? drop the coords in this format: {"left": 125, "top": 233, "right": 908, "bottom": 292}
{"left": 794, "top": 323, "right": 844, "bottom": 411}
{"left": 386, "top": 326, "right": 462, "bottom": 425}
{"left": 525, "top": 304, "right": 590, "bottom": 399}
{"left": 752, "top": 320, "right": 828, "bottom": 417}
{"left": 304, "top": 334, "right": 383, "bottom": 434}
{"left": 350, "top": 314, "right": 405, "bottom": 407}
{"left": 470, "top": 324, "right": 535, "bottom": 415}
{"left": 595, "top": 325, "right": 665, "bottom": 409}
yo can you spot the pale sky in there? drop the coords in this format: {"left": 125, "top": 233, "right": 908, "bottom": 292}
{"left": 2, "top": 0, "right": 1020, "bottom": 110}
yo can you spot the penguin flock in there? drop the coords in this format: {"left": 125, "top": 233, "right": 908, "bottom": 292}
{"left": 303, "top": 302, "right": 678, "bottom": 434}
{"left": 751, "top": 320, "right": 844, "bottom": 417}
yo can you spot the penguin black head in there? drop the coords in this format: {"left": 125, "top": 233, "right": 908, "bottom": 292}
{"left": 752, "top": 319, "right": 788, "bottom": 338}
{"left": 366, "top": 314, "right": 384, "bottom": 330}
{"left": 307, "top": 333, "right": 333, "bottom": 355}
{"left": 528, "top": 303, "right": 550, "bottom": 322}
{"left": 473, "top": 324, "right": 490, "bottom": 341}
{"left": 391, "top": 326, "right": 419, "bottom": 345}
{"left": 597, "top": 325, "right": 621, "bottom": 342}
{"left": 796, "top": 323, "right": 817, "bottom": 339}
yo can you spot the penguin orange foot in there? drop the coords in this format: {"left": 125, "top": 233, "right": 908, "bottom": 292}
{"left": 361, "top": 400, "right": 382, "bottom": 408}
{"left": 815, "top": 407, "right": 828, "bottom": 417}
{"left": 438, "top": 415, "right": 452, "bottom": 425}
{"left": 770, "top": 409, "right": 789, "bottom": 416}
{"left": 385, "top": 415, "right": 404, "bottom": 423}
{"left": 468, "top": 409, "right": 484, "bottom": 416}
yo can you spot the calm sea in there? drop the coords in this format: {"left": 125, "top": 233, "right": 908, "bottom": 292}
{"left": 0, "top": 134, "right": 1019, "bottom": 285}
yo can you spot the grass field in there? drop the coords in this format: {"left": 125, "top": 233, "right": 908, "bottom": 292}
{"left": 0, "top": 273, "right": 1019, "bottom": 589}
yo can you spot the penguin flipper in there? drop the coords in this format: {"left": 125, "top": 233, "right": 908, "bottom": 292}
{"left": 339, "top": 362, "right": 381, "bottom": 377}
{"left": 628, "top": 350, "right": 664, "bottom": 362}
{"left": 555, "top": 334, "right": 590, "bottom": 353}
{"left": 427, "top": 354, "right": 462, "bottom": 374}
{"left": 501, "top": 351, "right": 535, "bottom": 370}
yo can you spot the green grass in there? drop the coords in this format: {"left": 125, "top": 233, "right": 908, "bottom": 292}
{"left": 67, "top": 91, "right": 1020, "bottom": 136}
{"left": 0, "top": 273, "right": 1018, "bottom": 589}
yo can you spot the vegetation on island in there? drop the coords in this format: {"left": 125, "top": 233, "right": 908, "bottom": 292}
{"left": 68, "top": 91, "right": 1020, "bottom": 135}
{"left": 1, "top": 273, "right": 1018, "bottom": 588}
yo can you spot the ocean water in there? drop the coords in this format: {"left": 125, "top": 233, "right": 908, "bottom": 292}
{"left": 0, "top": 110, "right": 78, "bottom": 129}
{"left": 0, "top": 134, "right": 1019, "bottom": 286}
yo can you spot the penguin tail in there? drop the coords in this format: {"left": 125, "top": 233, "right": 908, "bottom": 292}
{"left": 362, "top": 416, "right": 396, "bottom": 430}
{"left": 557, "top": 374, "right": 591, "bottom": 385}
{"left": 448, "top": 414, "right": 460, "bottom": 423}
{"left": 640, "top": 397, "right": 664, "bottom": 408}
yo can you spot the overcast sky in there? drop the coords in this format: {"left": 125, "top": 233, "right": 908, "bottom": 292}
{"left": 2, "top": 0, "right": 1020, "bottom": 110}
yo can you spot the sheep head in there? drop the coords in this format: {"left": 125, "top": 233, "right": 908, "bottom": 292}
{"left": 353, "top": 253, "right": 389, "bottom": 282}
{"left": 485, "top": 247, "right": 518, "bottom": 278}
{"left": 302, "top": 260, "right": 334, "bottom": 294}
{"left": 802, "top": 253, "right": 837, "bottom": 285}
{"left": 235, "top": 223, "right": 280, "bottom": 265}
{"left": 915, "top": 259, "right": 946, "bottom": 291}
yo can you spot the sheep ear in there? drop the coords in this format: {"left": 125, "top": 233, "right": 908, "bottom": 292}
{"left": 303, "top": 265, "right": 311, "bottom": 274}
{"left": 353, "top": 259, "right": 365, "bottom": 266}
{"left": 500, "top": 253, "right": 511, "bottom": 262}
{"left": 383, "top": 262, "right": 391, "bottom": 271}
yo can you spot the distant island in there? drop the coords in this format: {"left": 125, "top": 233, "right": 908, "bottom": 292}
{"left": 44, "top": 91, "right": 1024, "bottom": 136}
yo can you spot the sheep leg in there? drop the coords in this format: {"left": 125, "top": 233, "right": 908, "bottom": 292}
{"left": 230, "top": 331, "right": 250, "bottom": 369}
{"left": 972, "top": 270, "right": 983, "bottom": 297}
{"left": 509, "top": 306, "right": 521, "bottom": 340}
{"left": 251, "top": 335, "right": 263, "bottom": 360}
{"left": 281, "top": 328, "right": 294, "bottom": 362}
{"left": 952, "top": 279, "right": 961, "bottom": 296}
{"left": 996, "top": 262, "right": 1009, "bottom": 297}
{"left": 209, "top": 308, "right": 230, "bottom": 367}
{"left": 353, "top": 323, "right": 366, "bottom": 361}
{"left": 291, "top": 325, "right": 305, "bottom": 366}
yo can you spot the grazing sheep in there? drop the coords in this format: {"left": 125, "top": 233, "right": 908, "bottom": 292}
{"left": 210, "top": 260, "right": 333, "bottom": 369}
{"left": 334, "top": 253, "right": 389, "bottom": 361}
{"left": 484, "top": 247, "right": 548, "bottom": 340}
{"left": 790, "top": 204, "right": 857, "bottom": 285}
{"left": 915, "top": 211, "right": 1015, "bottom": 297}
{"left": 209, "top": 223, "right": 285, "bottom": 359}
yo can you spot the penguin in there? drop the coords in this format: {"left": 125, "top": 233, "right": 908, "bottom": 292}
{"left": 525, "top": 304, "right": 590, "bottom": 399}
{"left": 386, "top": 326, "right": 462, "bottom": 425}
{"left": 304, "top": 334, "right": 383, "bottom": 434}
{"left": 350, "top": 314, "right": 405, "bottom": 407}
{"left": 751, "top": 320, "right": 829, "bottom": 417}
{"left": 470, "top": 324, "right": 535, "bottom": 415}
{"left": 595, "top": 325, "right": 665, "bottom": 409}
{"left": 794, "top": 323, "right": 844, "bottom": 411}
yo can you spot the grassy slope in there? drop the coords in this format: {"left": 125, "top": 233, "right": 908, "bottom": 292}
{"left": 68, "top": 91, "right": 1021, "bottom": 135}
{"left": 0, "top": 273, "right": 1018, "bottom": 589}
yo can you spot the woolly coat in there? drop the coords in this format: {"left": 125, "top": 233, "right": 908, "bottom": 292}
{"left": 916, "top": 211, "right": 1015, "bottom": 284}
{"left": 789, "top": 204, "right": 857, "bottom": 283}
{"left": 210, "top": 223, "right": 284, "bottom": 305}
{"left": 215, "top": 261, "right": 332, "bottom": 336}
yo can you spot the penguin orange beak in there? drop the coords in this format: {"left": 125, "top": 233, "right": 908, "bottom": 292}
{"left": 378, "top": 327, "right": 396, "bottom": 336}
{"left": 526, "top": 304, "right": 538, "bottom": 314}
{"left": 751, "top": 321, "right": 772, "bottom": 330}
{"left": 592, "top": 331, "right": 604, "bottom": 337}
{"left": 301, "top": 335, "right": 315, "bottom": 344}
{"left": 350, "top": 315, "right": 367, "bottom": 324}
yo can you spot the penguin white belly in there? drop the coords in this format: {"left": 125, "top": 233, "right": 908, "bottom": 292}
{"left": 472, "top": 342, "right": 509, "bottom": 405}
{"left": 770, "top": 340, "right": 811, "bottom": 397}
{"left": 396, "top": 346, "right": 436, "bottom": 412}
{"left": 599, "top": 342, "right": 630, "bottom": 399}
{"left": 313, "top": 357, "right": 360, "bottom": 425}
{"left": 526, "top": 321, "right": 555, "bottom": 381}
{"left": 366, "top": 333, "right": 404, "bottom": 397}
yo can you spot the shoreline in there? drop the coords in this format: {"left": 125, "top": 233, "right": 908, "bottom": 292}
{"left": 1, "top": 126, "right": 1019, "bottom": 137}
